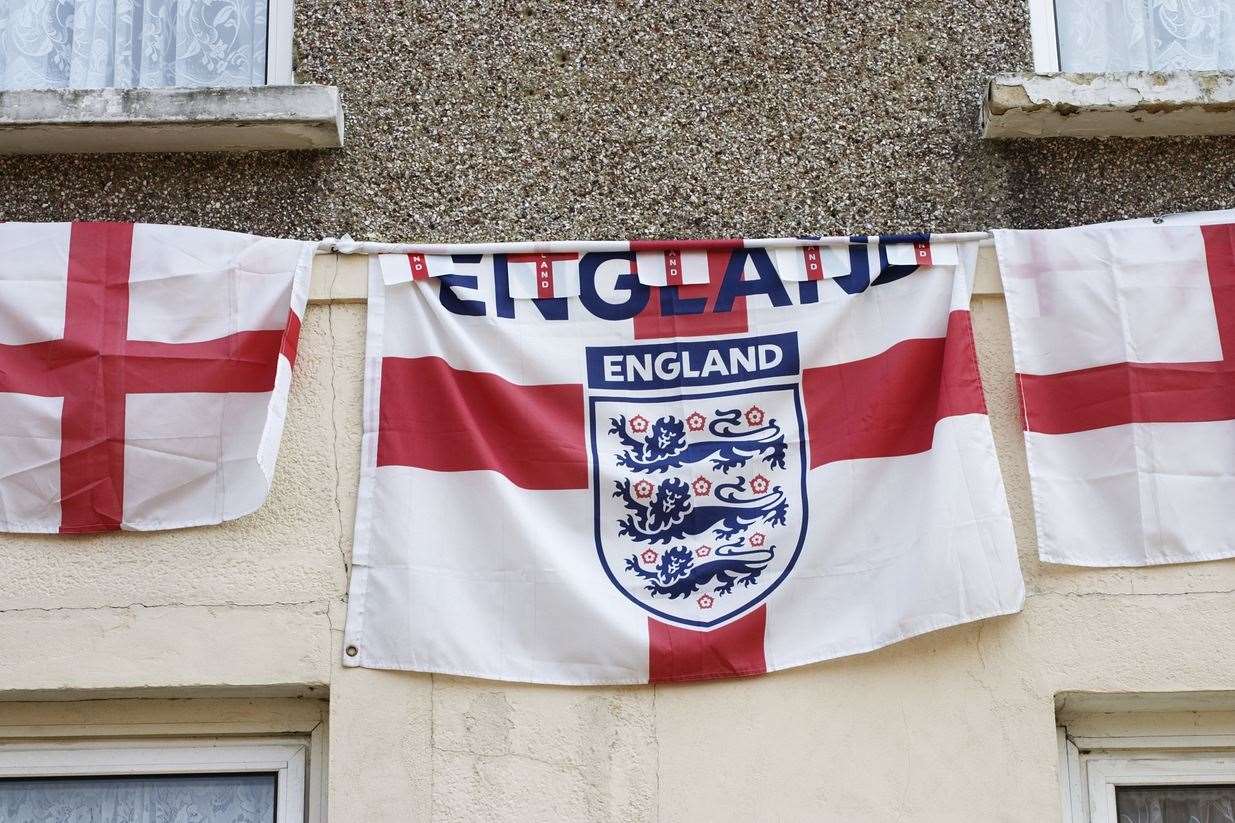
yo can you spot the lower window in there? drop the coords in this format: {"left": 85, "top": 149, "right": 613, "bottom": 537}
{"left": 1062, "top": 730, "right": 1235, "bottom": 823}
{"left": 0, "top": 738, "right": 307, "bottom": 822}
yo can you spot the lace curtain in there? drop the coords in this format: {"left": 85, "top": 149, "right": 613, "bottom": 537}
{"left": 0, "top": 773, "right": 276, "bottom": 823}
{"left": 0, "top": 0, "right": 267, "bottom": 90}
{"left": 1117, "top": 785, "right": 1235, "bottom": 823}
{"left": 1055, "top": 0, "right": 1235, "bottom": 71}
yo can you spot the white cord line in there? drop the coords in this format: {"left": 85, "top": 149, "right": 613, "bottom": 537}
{"left": 314, "top": 231, "right": 995, "bottom": 255}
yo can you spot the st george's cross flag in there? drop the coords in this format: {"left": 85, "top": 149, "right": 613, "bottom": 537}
{"left": 343, "top": 236, "right": 1025, "bottom": 685}
{"left": 996, "top": 214, "right": 1235, "bottom": 566}
{"left": 0, "top": 222, "right": 313, "bottom": 533}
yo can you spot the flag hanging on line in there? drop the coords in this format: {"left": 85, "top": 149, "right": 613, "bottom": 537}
{"left": 343, "top": 235, "right": 1024, "bottom": 685}
{"left": 0, "top": 222, "right": 313, "bottom": 533}
{"left": 996, "top": 215, "right": 1235, "bottom": 566}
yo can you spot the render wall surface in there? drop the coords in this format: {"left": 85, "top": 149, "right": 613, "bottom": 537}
{"left": 6, "top": 296, "right": 1235, "bottom": 822}
{"left": 4, "top": 2, "right": 1235, "bottom": 822}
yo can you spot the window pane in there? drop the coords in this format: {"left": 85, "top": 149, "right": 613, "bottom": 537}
{"left": 1054, "top": 0, "right": 1235, "bottom": 71}
{"left": 0, "top": 773, "right": 277, "bottom": 823}
{"left": 1116, "top": 784, "right": 1235, "bottom": 823}
{"left": 0, "top": 0, "right": 269, "bottom": 90}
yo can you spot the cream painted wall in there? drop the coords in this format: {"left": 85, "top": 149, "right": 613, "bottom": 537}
{"left": 4, "top": 286, "right": 1235, "bottom": 822}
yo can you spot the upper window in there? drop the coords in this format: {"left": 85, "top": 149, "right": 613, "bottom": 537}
{"left": 1031, "top": 0, "right": 1235, "bottom": 72}
{"left": 0, "top": 0, "right": 293, "bottom": 91}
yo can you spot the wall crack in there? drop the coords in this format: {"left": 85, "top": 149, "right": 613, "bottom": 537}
{"left": 327, "top": 300, "right": 350, "bottom": 581}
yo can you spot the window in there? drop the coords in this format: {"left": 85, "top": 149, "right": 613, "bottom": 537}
{"left": 1060, "top": 730, "right": 1235, "bottom": 822}
{"left": 0, "top": 738, "right": 309, "bottom": 822}
{"left": 0, "top": 0, "right": 337, "bottom": 153}
{"left": 1114, "top": 784, "right": 1235, "bottom": 822}
{"left": 1030, "top": 0, "right": 1235, "bottom": 73}
{"left": 0, "top": 0, "right": 294, "bottom": 91}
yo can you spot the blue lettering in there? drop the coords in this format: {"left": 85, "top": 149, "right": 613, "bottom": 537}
{"left": 437, "top": 273, "right": 486, "bottom": 316}
{"left": 493, "top": 254, "right": 567, "bottom": 320}
{"left": 832, "top": 237, "right": 871, "bottom": 295}
{"left": 659, "top": 286, "right": 707, "bottom": 317}
{"left": 715, "top": 249, "right": 791, "bottom": 312}
{"left": 872, "top": 233, "right": 927, "bottom": 287}
{"left": 586, "top": 333, "right": 800, "bottom": 391}
{"left": 579, "top": 252, "right": 650, "bottom": 320}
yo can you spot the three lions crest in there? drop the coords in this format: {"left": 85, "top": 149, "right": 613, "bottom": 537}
{"left": 589, "top": 383, "right": 808, "bottom": 629}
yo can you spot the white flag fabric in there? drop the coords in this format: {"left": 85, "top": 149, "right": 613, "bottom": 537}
{"left": 0, "top": 222, "right": 313, "bottom": 533}
{"left": 343, "top": 235, "right": 1024, "bottom": 685}
{"left": 995, "top": 217, "right": 1235, "bottom": 566}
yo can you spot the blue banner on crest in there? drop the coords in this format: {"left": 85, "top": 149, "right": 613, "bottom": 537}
{"left": 585, "top": 332, "right": 800, "bottom": 391}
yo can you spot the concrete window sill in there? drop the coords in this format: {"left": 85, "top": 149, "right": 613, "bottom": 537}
{"left": 0, "top": 85, "right": 344, "bottom": 154}
{"left": 981, "top": 71, "right": 1235, "bottom": 139}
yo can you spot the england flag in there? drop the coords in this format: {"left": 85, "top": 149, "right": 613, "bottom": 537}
{"left": 996, "top": 214, "right": 1235, "bottom": 566}
{"left": 343, "top": 236, "right": 1024, "bottom": 684}
{"left": 0, "top": 222, "right": 313, "bottom": 533}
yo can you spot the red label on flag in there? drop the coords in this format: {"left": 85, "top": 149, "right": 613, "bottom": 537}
{"left": 407, "top": 253, "right": 430, "bottom": 281}
{"left": 665, "top": 249, "right": 683, "bottom": 286}
{"left": 802, "top": 246, "right": 824, "bottom": 281}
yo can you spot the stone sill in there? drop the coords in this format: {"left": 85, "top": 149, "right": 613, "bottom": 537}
{"left": 981, "top": 71, "right": 1235, "bottom": 139}
{"left": 0, "top": 85, "right": 344, "bottom": 154}
{"left": 305, "top": 244, "right": 1006, "bottom": 305}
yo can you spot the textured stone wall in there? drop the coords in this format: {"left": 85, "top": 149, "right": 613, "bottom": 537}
{"left": 2, "top": 1, "right": 1232, "bottom": 239}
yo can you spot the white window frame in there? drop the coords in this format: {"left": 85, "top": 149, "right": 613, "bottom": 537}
{"left": 1059, "top": 728, "right": 1235, "bottom": 823}
{"left": 0, "top": 736, "right": 311, "bottom": 822}
{"left": 266, "top": 0, "right": 296, "bottom": 85}
{"left": 1028, "top": 0, "right": 1062, "bottom": 73}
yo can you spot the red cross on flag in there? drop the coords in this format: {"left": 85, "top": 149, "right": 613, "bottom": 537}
{"left": 0, "top": 222, "right": 313, "bottom": 533}
{"left": 996, "top": 215, "right": 1235, "bottom": 566}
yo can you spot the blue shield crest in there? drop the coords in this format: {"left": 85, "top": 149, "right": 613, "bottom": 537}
{"left": 586, "top": 333, "right": 808, "bottom": 628}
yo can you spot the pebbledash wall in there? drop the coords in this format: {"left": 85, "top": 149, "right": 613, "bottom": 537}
{"left": 4, "top": 2, "right": 1235, "bottom": 822}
